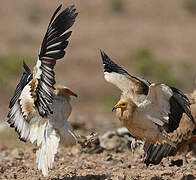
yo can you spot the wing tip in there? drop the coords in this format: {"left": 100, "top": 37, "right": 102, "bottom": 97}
{"left": 99, "top": 50, "right": 112, "bottom": 68}
{"left": 170, "top": 86, "right": 195, "bottom": 124}
{"left": 57, "top": 4, "right": 63, "bottom": 11}
{"left": 99, "top": 50, "right": 128, "bottom": 75}
{"left": 66, "top": 4, "right": 78, "bottom": 20}
{"left": 100, "top": 49, "right": 106, "bottom": 63}
{"left": 23, "top": 61, "right": 31, "bottom": 73}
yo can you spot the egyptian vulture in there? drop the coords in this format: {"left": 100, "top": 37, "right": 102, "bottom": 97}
{"left": 100, "top": 51, "right": 195, "bottom": 148}
{"left": 7, "top": 5, "right": 78, "bottom": 176}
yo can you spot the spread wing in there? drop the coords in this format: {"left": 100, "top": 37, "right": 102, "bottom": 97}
{"left": 142, "top": 88, "right": 196, "bottom": 166}
{"left": 140, "top": 84, "right": 194, "bottom": 129}
{"left": 100, "top": 51, "right": 194, "bottom": 128}
{"left": 7, "top": 5, "right": 78, "bottom": 142}
{"left": 33, "top": 5, "right": 78, "bottom": 117}
{"left": 8, "top": 61, "right": 33, "bottom": 110}
{"left": 168, "top": 87, "right": 194, "bottom": 132}
{"left": 144, "top": 104, "right": 196, "bottom": 166}
{"left": 139, "top": 83, "right": 174, "bottom": 126}
{"left": 100, "top": 50, "right": 150, "bottom": 103}
{"left": 7, "top": 62, "right": 33, "bottom": 140}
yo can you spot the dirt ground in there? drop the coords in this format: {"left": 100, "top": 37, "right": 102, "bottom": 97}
{"left": 0, "top": 142, "right": 195, "bottom": 180}
{"left": 0, "top": 126, "right": 195, "bottom": 180}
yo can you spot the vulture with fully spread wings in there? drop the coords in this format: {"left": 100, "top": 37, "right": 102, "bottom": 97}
{"left": 7, "top": 5, "right": 78, "bottom": 176}
{"left": 100, "top": 51, "right": 195, "bottom": 149}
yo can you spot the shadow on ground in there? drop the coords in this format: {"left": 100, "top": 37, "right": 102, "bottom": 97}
{"left": 51, "top": 174, "right": 110, "bottom": 180}
{"left": 181, "top": 174, "right": 195, "bottom": 180}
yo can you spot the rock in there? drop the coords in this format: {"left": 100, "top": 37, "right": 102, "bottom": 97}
{"left": 169, "top": 159, "right": 183, "bottom": 167}
{"left": 99, "top": 131, "right": 122, "bottom": 150}
{"left": 80, "top": 127, "right": 144, "bottom": 156}
{"left": 181, "top": 174, "right": 195, "bottom": 180}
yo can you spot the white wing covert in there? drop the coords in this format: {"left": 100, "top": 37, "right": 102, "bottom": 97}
{"left": 7, "top": 5, "right": 78, "bottom": 177}
{"left": 7, "top": 5, "right": 78, "bottom": 142}
{"left": 139, "top": 83, "right": 173, "bottom": 126}
{"left": 100, "top": 50, "right": 150, "bottom": 104}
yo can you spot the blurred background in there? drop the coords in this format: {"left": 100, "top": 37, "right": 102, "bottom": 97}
{"left": 1, "top": 0, "right": 196, "bottom": 146}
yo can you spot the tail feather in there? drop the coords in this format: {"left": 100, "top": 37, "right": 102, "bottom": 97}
{"left": 144, "top": 130, "right": 196, "bottom": 166}
{"left": 144, "top": 141, "right": 177, "bottom": 166}
{"left": 35, "top": 121, "right": 60, "bottom": 176}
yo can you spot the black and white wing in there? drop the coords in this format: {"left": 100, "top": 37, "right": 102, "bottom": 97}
{"left": 139, "top": 83, "right": 174, "bottom": 127}
{"left": 143, "top": 114, "right": 196, "bottom": 166}
{"left": 7, "top": 5, "right": 78, "bottom": 142}
{"left": 34, "top": 5, "right": 78, "bottom": 117}
{"left": 8, "top": 61, "right": 32, "bottom": 110}
{"left": 100, "top": 50, "right": 150, "bottom": 104}
{"left": 7, "top": 62, "right": 33, "bottom": 140}
{"left": 167, "top": 87, "right": 194, "bottom": 132}
{"left": 100, "top": 51, "right": 194, "bottom": 129}
{"left": 140, "top": 83, "right": 194, "bottom": 129}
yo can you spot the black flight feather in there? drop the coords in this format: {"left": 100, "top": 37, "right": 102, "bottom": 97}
{"left": 8, "top": 61, "right": 32, "bottom": 109}
{"left": 35, "top": 5, "right": 78, "bottom": 117}
{"left": 100, "top": 50, "right": 150, "bottom": 95}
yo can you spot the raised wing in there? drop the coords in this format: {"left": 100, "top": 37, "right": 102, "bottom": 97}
{"left": 7, "top": 62, "right": 33, "bottom": 140}
{"left": 100, "top": 51, "right": 194, "bottom": 130}
{"left": 168, "top": 87, "right": 194, "bottom": 132}
{"left": 7, "top": 5, "right": 78, "bottom": 142}
{"left": 139, "top": 83, "right": 173, "bottom": 126}
{"left": 140, "top": 84, "right": 194, "bottom": 130}
{"left": 100, "top": 50, "right": 150, "bottom": 103}
{"left": 34, "top": 5, "right": 78, "bottom": 117}
{"left": 8, "top": 61, "right": 32, "bottom": 110}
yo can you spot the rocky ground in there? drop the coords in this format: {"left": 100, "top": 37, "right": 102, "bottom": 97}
{"left": 0, "top": 127, "right": 195, "bottom": 180}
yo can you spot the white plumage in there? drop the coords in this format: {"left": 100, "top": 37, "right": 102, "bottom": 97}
{"left": 7, "top": 5, "right": 78, "bottom": 176}
{"left": 100, "top": 51, "right": 194, "bottom": 147}
{"left": 34, "top": 86, "right": 78, "bottom": 176}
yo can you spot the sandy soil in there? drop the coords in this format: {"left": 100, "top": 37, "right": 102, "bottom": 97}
{"left": 0, "top": 143, "right": 195, "bottom": 180}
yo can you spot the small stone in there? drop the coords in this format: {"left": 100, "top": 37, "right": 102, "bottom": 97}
{"left": 181, "top": 174, "right": 195, "bottom": 180}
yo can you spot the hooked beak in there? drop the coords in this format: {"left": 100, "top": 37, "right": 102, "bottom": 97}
{"left": 112, "top": 104, "right": 121, "bottom": 112}
{"left": 64, "top": 89, "right": 78, "bottom": 98}
{"left": 112, "top": 106, "right": 116, "bottom": 112}
{"left": 112, "top": 101, "right": 125, "bottom": 112}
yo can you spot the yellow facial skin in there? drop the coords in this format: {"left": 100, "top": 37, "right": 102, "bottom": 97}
{"left": 112, "top": 100, "right": 127, "bottom": 111}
